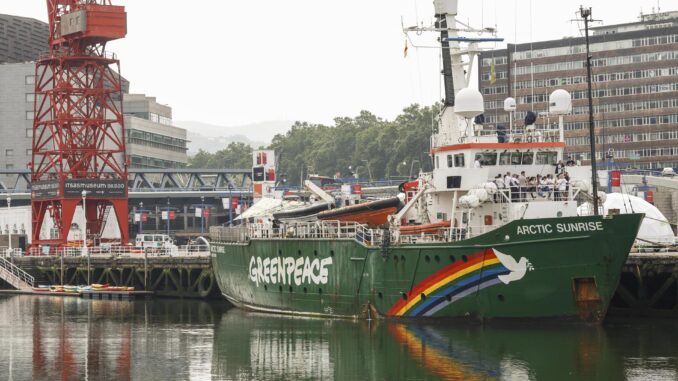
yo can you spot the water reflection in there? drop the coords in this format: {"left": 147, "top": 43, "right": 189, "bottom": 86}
{"left": 0, "top": 295, "right": 677, "bottom": 380}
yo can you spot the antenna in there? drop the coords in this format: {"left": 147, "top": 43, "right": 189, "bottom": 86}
{"left": 577, "top": 5, "right": 602, "bottom": 216}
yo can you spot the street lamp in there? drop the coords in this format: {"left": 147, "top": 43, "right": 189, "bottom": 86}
{"left": 6, "top": 196, "right": 11, "bottom": 257}
{"left": 166, "top": 198, "right": 170, "bottom": 237}
{"left": 200, "top": 196, "right": 205, "bottom": 234}
{"left": 138, "top": 201, "right": 143, "bottom": 234}
{"left": 361, "top": 160, "right": 373, "bottom": 183}
{"left": 81, "top": 190, "right": 89, "bottom": 285}
{"left": 227, "top": 184, "right": 233, "bottom": 227}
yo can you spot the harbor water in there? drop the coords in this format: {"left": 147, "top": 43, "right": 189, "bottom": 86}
{"left": 1, "top": 295, "right": 677, "bottom": 380}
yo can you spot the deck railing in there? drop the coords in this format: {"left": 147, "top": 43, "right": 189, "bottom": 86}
{"left": 210, "top": 220, "right": 503, "bottom": 247}
{"left": 23, "top": 244, "right": 210, "bottom": 258}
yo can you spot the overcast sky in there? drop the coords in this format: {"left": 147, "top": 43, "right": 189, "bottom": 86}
{"left": 1, "top": 0, "right": 671, "bottom": 128}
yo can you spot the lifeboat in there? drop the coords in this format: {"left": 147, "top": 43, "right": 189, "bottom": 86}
{"left": 399, "top": 221, "right": 451, "bottom": 235}
{"left": 272, "top": 202, "right": 331, "bottom": 221}
{"left": 317, "top": 197, "right": 402, "bottom": 226}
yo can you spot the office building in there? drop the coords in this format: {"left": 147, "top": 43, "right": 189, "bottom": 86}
{"left": 478, "top": 10, "right": 678, "bottom": 169}
{"left": 0, "top": 14, "right": 47, "bottom": 63}
{"left": 124, "top": 94, "right": 188, "bottom": 168}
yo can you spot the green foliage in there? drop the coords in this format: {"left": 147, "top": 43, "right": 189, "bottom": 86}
{"left": 188, "top": 142, "right": 253, "bottom": 169}
{"left": 189, "top": 104, "right": 438, "bottom": 184}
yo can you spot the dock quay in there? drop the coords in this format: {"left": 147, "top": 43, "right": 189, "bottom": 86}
{"left": 0, "top": 249, "right": 217, "bottom": 299}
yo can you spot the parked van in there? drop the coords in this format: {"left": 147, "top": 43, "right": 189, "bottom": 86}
{"left": 135, "top": 234, "right": 174, "bottom": 249}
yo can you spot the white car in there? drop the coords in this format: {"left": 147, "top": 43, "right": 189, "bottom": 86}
{"left": 661, "top": 167, "right": 676, "bottom": 177}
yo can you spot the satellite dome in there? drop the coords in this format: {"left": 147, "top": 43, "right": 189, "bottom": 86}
{"left": 549, "top": 89, "right": 572, "bottom": 115}
{"left": 504, "top": 97, "right": 516, "bottom": 112}
{"left": 455, "top": 88, "right": 484, "bottom": 118}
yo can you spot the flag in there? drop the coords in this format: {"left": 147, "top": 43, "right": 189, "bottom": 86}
{"left": 404, "top": 39, "right": 409, "bottom": 58}
{"left": 490, "top": 59, "right": 496, "bottom": 84}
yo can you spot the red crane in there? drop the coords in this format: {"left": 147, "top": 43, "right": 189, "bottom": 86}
{"left": 31, "top": 0, "right": 129, "bottom": 247}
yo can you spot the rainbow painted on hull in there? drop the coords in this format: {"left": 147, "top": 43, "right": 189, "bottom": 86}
{"left": 387, "top": 249, "right": 514, "bottom": 317}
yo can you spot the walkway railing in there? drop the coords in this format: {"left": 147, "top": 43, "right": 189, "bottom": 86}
{"left": 0, "top": 255, "right": 34, "bottom": 289}
{"left": 211, "top": 220, "right": 502, "bottom": 246}
{"left": 24, "top": 244, "right": 210, "bottom": 258}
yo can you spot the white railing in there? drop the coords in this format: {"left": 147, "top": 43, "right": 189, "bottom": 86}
{"left": 211, "top": 220, "right": 503, "bottom": 246}
{"left": 26, "top": 245, "right": 211, "bottom": 258}
{"left": 0, "top": 256, "right": 34, "bottom": 289}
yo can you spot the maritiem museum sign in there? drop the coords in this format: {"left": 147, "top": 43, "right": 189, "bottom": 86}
{"left": 32, "top": 179, "right": 126, "bottom": 200}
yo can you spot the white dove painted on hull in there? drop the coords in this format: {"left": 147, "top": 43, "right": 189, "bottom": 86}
{"left": 493, "top": 249, "right": 534, "bottom": 284}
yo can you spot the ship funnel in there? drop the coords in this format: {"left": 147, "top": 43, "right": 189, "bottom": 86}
{"left": 454, "top": 88, "right": 484, "bottom": 118}
{"left": 549, "top": 89, "right": 572, "bottom": 115}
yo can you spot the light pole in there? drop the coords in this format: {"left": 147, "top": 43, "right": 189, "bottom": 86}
{"left": 228, "top": 185, "right": 233, "bottom": 227}
{"left": 166, "top": 198, "right": 170, "bottom": 237}
{"left": 81, "top": 190, "right": 89, "bottom": 285}
{"left": 138, "top": 201, "right": 143, "bottom": 234}
{"left": 6, "top": 196, "right": 11, "bottom": 257}
{"left": 361, "top": 160, "right": 373, "bottom": 183}
{"left": 200, "top": 196, "right": 205, "bottom": 234}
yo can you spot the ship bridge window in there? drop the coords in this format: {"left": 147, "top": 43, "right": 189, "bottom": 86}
{"left": 454, "top": 154, "right": 465, "bottom": 168}
{"left": 477, "top": 152, "right": 497, "bottom": 166}
{"left": 447, "top": 155, "right": 453, "bottom": 168}
{"left": 536, "top": 151, "right": 558, "bottom": 165}
{"left": 499, "top": 152, "right": 510, "bottom": 165}
{"left": 522, "top": 152, "right": 534, "bottom": 165}
{"left": 510, "top": 152, "right": 522, "bottom": 165}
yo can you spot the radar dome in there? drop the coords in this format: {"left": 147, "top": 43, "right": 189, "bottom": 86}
{"left": 504, "top": 97, "right": 516, "bottom": 112}
{"left": 455, "top": 88, "right": 484, "bottom": 118}
{"left": 549, "top": 89, "right": 572, "bottom": 115}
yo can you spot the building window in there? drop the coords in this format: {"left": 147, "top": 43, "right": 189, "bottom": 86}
{"left": 26, "top": 149, "right": 32, "bottom": 156}
{"left": 26, "top": 129, "right": 33, "bottom": 137}
{"left": 5, "top": 164, "right": 13, "bottom": 169}
{"left": 26, "top": 111, "right": 34, "bottom": 120}
{"left": 26, "top": 93, "right": 33, "bottom": 102}
{"left": 25, "top": 75, "right": 35, "bottom": 85}
{"left": 5, "top": 149, "right": 13, "bottom": 156}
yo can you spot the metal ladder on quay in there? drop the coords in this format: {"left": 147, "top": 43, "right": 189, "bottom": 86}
{"left": 0, "top": 255, "right": 35, "bottom": 290}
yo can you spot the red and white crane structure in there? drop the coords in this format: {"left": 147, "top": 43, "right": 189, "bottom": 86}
{"left": 31, "top": 0, "right": 129, "bottom": 247}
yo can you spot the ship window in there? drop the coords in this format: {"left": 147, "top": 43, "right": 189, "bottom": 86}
{"left": 478, "top": 152, "right": 497, "bottom": 165}
{"left": 536, "top": 151, "right": 558, "bottom": 165}
{"left": 454, "top": 154, "right": 465, "bottom": 168}
{"left": 447, "top": 155, "right": 453, "bottom": 168}
{"left": 446, "top": 176, "right": 461, "bottom": 189}
{"left": 499, "top": 152, "right": 511, "bottom": 165}
{"left": 435, "top": 156, "right": 439, "bottom": 169}
{"left": 522, "top": 152, "right": 534, "bottom": 165}
{"left": 510, "top": 152, "right": 522, "bottom": 165}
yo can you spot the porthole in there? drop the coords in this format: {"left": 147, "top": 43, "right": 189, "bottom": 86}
{"left": 498, "top": 294, "right": 505, "bottom": 302}
{"left": 318, "top": 288, "right": 323, "bottom": 294}
{"left": 314, "top": 250, "right": 318, "bottom": 256}
{"left": 449, "top": 255, "right": 456, "bottom": 262}
{"left": 401, "top": 255, "right": 406, "bottom": 262}
{"left": 402, "top": 293, "right": 408, "bottom": 301}
{"left": 264, "top": 285, "right": 268, "bottom": 291}
{"left": 303, "top": 287, "right": 308, "bottom": 293}
{"left": 434, "top": 255, "right": 440, "bottom": 263}
{"left": 278, "top": 285, "right": 283, "bottom": 292}
{"left": 462, "top": 255, "right": 468, "bottom": 263}
{"left": 425, "top": 255, "right": 431, "bottom": 263}
{"left": 330, "top": 250, "right": 335, "bottom": 257}
{"left": 378, "top": 292, "right": 383, "bottom": 299}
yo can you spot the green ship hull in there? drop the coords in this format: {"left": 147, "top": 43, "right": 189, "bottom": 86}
{"left": 210, "top": 214, "right": 643, "bottom": 322}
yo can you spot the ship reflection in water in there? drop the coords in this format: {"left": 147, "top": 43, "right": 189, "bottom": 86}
{"left": 1, "top": 296, "right": 677, "bottom": 380}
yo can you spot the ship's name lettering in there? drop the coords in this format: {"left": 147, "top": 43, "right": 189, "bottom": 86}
{"left": 248, "top": 256, "right": 332, "bottom": 287}
{"left": 516, "top": 221, "right": 603, "bottom": 235}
